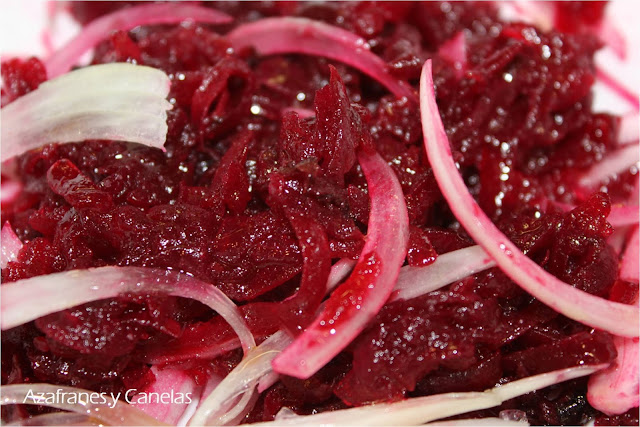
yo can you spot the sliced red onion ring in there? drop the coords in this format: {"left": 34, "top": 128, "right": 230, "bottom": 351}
{"left": 0, "top": 266, "right": 255, "bottom": 353}
{"left": 243, "top": 365, "right": 605, "bottom": 426}
{"left": 0, "top": 180, "right": 22, "bottom": 206}
{"left": 620, "top": 226, "right": 640, "bottom": 284}
{"left": 45, "top": 3, "right": 232, "bottom": 78}
{"left": 281, "top": 107, "right": 315, "bottom": 120}
{"left": 438, "top": 32, "right": 467, "bottom": 79}
{"left": 420, "top": 60, "right": 639, "bottom": 337}
{"left": 588, "top": 230, "right": 639, "bottom": 416}
{"left": 227, "top": 17, "right": 416, "bottom": 100}
{"left": 325, "top": 258, "right": 357, "bottom": 293}
{"left": 618, "top": 112, "right": 639, "bottom": 146}
{"left": 272, "top": 150, "right": 409, "bottom": 379}
{"left": 0, "top": 383, "right": 163, "bottom": 426}
{"left": 391, "top": 245, "right": 496, "bottom": 302}
{"left": 1, "top": 222, "right": 23, "bottom": 269}
{"left": 578, "top": 144, "right": 640, "bottom": 191}
{"left": 131, "top": 366, "right": 196, "bottom": 426}
{"left": 1, "top": 63, "right": 172, "bottom": 162}
{"left": 189, "top": 331, "right": 292, "bottom": 426}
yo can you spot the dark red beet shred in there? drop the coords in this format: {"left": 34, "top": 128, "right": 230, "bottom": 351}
{"left": 1, "top": 1, "right": 636, "bottom": 426}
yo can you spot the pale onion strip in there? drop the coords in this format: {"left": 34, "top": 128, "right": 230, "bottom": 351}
{"left": 620, "top": 226, "right": 640, "bottom": 283}
{"left": 244, "top": 365, "right": 604, "bottom": 426}
{"left": 0, "top": 266, "right": 255, "bottom": 353}
{"left": 596, "top": 67, "right": 640, "bottom": 111}
{"left": 272, "top": 151, "right": 410, "bottom": 379}
{"left": 282, "top": 107, "right": 316, "bottom": 120}
{"left": 257, "top": 372, "right": 280, "bottom": 394}
{"left": 391, "top": 245, "right": 496, "bottom": 302}
{"left": 419, "top": 60, "right": 639, "bottom": 337}
{"left": 426, "top": 418, "right": 528, "bottom": 426}
{"left": 0, "top": 384, "right": 165, "bottom": 426}
{"left": 5, "top": 412, "right": 99, "bottom": 426}
{"left": 325, "top": 258, "right": 357, "bottom": 293}
{"left": 591, "top": 225, "right": 637, "bottom": 415}
{"left": 227, "top": 17, "right": 415, "bottom": 100}
{"left": 588, "top": 309, "right": 640, "bottom": 414}
{"left": 44, "top": 3, "right": 232, "bottom": 78}
{"left": 595, "top": 15, "right": 627, "bottom": 60}
{"left": 131, "top": 366, "right": 197, "bottom": 426}
{"left": 217, "top": 387, "right": 259, "bottom": 426}
{"left": 618, "top": 112, "right": 639, "bottom": 145}
{"left": 608, "top": 206, "right": 640, "bottom": 228}
{"left": 505, "top": 1, "right": 554, "bottom": 32}
{"left": 438, "top": 32, "right": 467, "bottom": 79}
{"left": 1, "top": 222, "right": 23, "bottom": 268}
{"left": 189, "top": 331, "right": 292, "bottom": 426}
{"left": 1, "top": 63, "right": 172, "bottom": 162}
{"left": 578, "top": 143, "right": 640, "bottom": 190}
{"left": 0, "top": 180, "right": 22, "bottom": 205}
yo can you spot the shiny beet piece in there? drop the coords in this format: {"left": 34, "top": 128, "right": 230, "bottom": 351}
{"left": 34, "top": 296, "right": 181, "bottom": 357}
{"left": 502, "top": 331, "right": 617, "bottom": 377}
{"left": 47, "top": 159, "right": 114, "bottom": 212}
{"left": 1, "top": 57, "right": 47, "bottom": 106}
{"left": 336, "top": 288, "right": 503, "bottom": 404}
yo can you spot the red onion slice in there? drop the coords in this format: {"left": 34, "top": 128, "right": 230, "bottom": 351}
{"left": 438, "top": 32, "right": 467, "bottom": 79}
{"left": 281, "top": 107, "right": 315, "bottom": 120}
{"left": 420, "top": 60, "right": 639, "bottom": 337}
{"left": 272, "top": 150, "right": 409, "bottom": 379}
{"left": 578, "top": 143, "right": 640, "bottom": 191}
{"left": 587, "top": 226, "right": 639, "bottom": 414}
{"left": 130, "top": 366, "right": 197, "bottom": 426}
{"left": 618, "top": 112, "right": 639, "bottom": 146}
{"left": 0, "top": 266, "right": 255, "bottom": 353}
{"left": 391, "top": 245, "right": 496, "bottom": 302}
{"left": 1, "top": 222, "right": 23, "bottom": 269}
{"left": 1, "top": 63, "right": 172, "bottom": 162}
{"left": 242, "top": 365, "right": 605, "bottom": 426}
{"left": 620, "top": 226, "right": 640, "bottom": 284}
{"left": 45, "top": 3, "right": 232, "bottom": 78}
{"left": 588, "top": 305, "right": 639, "bottom": 414}
{"left": 325, "top": 258, "right": 357, "bottom": 293}
{"left": 227, "top": 17, "right": 416, "bottom": 100}
{"left": 0, "top": 180, "right": 22, "bottom": 206}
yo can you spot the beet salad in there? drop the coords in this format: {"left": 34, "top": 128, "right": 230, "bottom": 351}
{"left": 1, "top": 1, "right": 639, "bottom": 426}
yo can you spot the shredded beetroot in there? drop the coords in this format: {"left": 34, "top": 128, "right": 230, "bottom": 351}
{"left": 2, "top": 2, "right": 639, "bottom": 426}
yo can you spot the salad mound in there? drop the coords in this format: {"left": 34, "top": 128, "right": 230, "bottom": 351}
{"left": 1, "top": 1, "right": 638, "bottom": 426}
